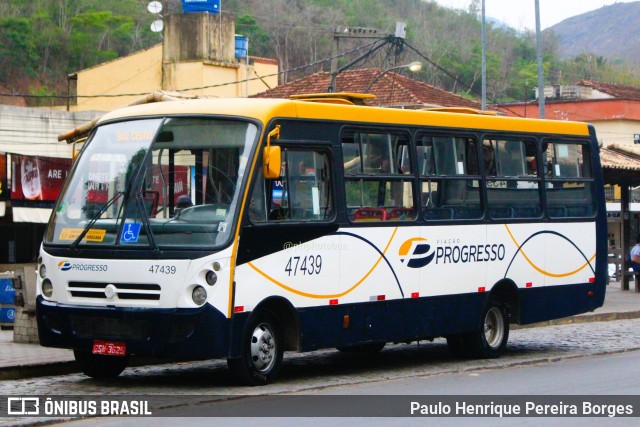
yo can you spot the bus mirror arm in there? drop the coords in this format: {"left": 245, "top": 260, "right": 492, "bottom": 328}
{"left": 263, "top": 125, "right": 281, "bottom": 179}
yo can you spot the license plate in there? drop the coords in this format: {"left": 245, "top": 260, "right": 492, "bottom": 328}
{"left": 92, "top": 340, "right": 126, "bottom": 356}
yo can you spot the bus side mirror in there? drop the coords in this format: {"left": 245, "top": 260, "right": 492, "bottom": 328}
{"left": 71, "top": 137, "right": 87, "bottom": 162}
{"left": 263, "top": 146, "right": 281, "bottom": 179}
{"left": 263, "top": 125, "right": 281, "bottom": 179}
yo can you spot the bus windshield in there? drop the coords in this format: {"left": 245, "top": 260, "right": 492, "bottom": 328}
{"left": 45, "top": 117, "right": 258, "bottom": 250}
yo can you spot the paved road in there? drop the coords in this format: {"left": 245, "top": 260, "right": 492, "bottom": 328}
{"left": 3, "top": 318, "right": 640, "bottom": 426}
{"left": 43, "top": 348, "right": 640, "bottom": 427}
{"left": 4, "top": 318, "right": 640, "bottom": 396}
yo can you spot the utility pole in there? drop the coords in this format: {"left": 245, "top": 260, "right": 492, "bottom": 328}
{"left": 329, "top": 27, "right": 383, "bottom": 92}
{"left": 330, "top": 28, "right": 340, "bottom": 84}
{"left": 481, "top": 0, "right": 486, "bottom": 110}
{"left": 535, "top": 0, "right": 546, "bottom": 118}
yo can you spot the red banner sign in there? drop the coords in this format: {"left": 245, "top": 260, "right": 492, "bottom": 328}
{"left": 0, "top": 154, "right": 7, "bottom": 201}
{"left": 10, "top": 155, "right": 72, "bottom": 202}
{"left": 80, "top": 160, "right": 189, "bottom": 206}
{"left": 149, "top": 165, "right": 190, "bottom": 205}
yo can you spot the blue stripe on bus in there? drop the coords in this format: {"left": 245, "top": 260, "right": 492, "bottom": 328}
{"left": 504, "top": 229, "right": 596, "bottom": 278}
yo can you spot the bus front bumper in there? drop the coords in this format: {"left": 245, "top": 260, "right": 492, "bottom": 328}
{"left": 36, "top": 296, "right": 230, "bottom": 359}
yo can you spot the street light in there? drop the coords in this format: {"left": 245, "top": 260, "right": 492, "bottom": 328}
{"left": 363, "top": 61, "right": 423, "bottom": 93}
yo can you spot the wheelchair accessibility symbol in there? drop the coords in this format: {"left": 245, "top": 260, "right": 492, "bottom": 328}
{"left": 120, "top": 222, "right": 142, "bottom": 244}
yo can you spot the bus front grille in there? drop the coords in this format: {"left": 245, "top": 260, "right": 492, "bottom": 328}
{"left": 70, "top": 315, "right": 152, "bottom": 340}
{"left": 67, "top": 281, "right": 161, "bottom": 301}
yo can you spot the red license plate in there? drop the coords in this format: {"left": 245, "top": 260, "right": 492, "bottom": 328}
{"left": 92, "top": 340, "right": 126, "bottom": 356}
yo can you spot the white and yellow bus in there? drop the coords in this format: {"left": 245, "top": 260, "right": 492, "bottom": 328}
{"left": 36, "top": 94, "right": 607, "bottom": 384}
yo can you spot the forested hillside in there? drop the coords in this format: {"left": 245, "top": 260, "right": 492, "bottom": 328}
{"left": 1, "top": 0, "right": 639, "bottom": 107}
{"left": 546, "top": 1, "right": 640, "bottom": 64}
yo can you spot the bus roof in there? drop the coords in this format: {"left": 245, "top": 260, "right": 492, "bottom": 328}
{"left": 96, "top": 97, "right": 591, "bottom": 137}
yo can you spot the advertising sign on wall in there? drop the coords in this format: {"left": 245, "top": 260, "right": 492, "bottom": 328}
{"left": 10, "top": 155, "right": 72, "bottom": 202}
{"left": 0, "top": 154, "right": 6, "bottom": 201}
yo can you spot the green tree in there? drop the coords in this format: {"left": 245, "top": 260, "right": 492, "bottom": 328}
{"left": 235, "top": 14, "right": 271, "bottom": 58}
{"left": 0, "top": 17, "right": 38, "bottom": 83}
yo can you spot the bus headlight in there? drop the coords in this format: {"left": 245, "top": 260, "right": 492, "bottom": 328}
{"left": 192, "top": 285, "right": 207, "bottom": 306}
{"left": 42, "top": 279, "right": 54, "bottom": 298}
{"left": 205, "top": 270, "right": 217, "bottom": 286}
{"left": 39, "top": 264, "right": 47, "bottom": 279}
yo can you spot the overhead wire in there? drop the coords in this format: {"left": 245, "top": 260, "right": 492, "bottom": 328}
{"left": 0, "top": 30, "right": 531, "bottom": 118}
{"left": 403, "top": 40, "right": 525, "bottom": 117}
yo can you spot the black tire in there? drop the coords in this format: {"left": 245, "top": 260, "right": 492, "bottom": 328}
{"left": 73, "top": 350, "right": 128, "bottom": 379}
{"left": 467, "top": 300, "right": 509, "bottom": 358}
{"left": 227, "top": 311, "right": 284, "bottom": 386}
{"left": 336, "top": 342, "right": 386, "bottom": 353}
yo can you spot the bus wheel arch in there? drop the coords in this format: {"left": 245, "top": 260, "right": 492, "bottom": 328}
{"left": 488, "top": 279, "right": 520, "bottom": 324}
{"left": 475, "top": 299, "right": 509, "bottom": 358}
{"left": 252, "top": 296, "right": 300, "bottom": 352}
{"left": 470, "top": 279, "right": 518, "bottom": 358}
{"left": 227, "top": 297, "right": 299, "bottom": 385}
{"left": 446, "top": 280, "right": 516, "bottom": 359}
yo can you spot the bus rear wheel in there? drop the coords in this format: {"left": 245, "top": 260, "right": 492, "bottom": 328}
{"left": 228, "top": 311, "right": 283, "bottom": 386}
{"left": 469, "top": 300, "right": 509, "bottom": 358}
{"left": 446, "top": 300, "right": 509, "bottom": 359}
{"left": 73, "top": 350, "right": 128, "bottom": 379}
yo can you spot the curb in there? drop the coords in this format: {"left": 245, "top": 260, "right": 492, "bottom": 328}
{"left": 512, "top": 310, "right": 640, "bottom": 329}
{"left": 0, "top": 361, "right": 77, "bottom": 381}
{"left": 0, "top": 356, "right": 164, "bottom": 381}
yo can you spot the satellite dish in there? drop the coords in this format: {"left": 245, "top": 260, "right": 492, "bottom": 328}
{"left": 150, "top": 19, "right": 164, "bottom": 33}
{"left": 147, "top": 1, "right": 162, "bottom": 14}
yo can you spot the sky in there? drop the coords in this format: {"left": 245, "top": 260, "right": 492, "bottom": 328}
{"left": 432, "top": 0, "right": 638, "bottom": 30}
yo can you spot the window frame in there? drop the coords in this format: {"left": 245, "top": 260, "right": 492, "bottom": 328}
{"left": 542, "top": 139, "right": 596, "bottom": 220}
{"left": 416, "top": 131, "right": 484, "bottom": 222}
{"left": 482, "top": 135, "right": 544, "bottom": 220}
{"left": 247, "top": 143, "right": 337, "bottom": 225}
{"left": 340, "top": 127, "right": 417, "bottom": 223}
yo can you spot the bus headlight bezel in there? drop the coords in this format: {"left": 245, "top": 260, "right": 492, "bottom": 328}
{"left": 192, "top": 285, "right": 207, "bottom": 306}
{"left": 42, "top": 279, "right": 54, "bottom": 298}
{"left": 205, "top": 270, "right": 218, "bottom": 286}
{"left": 39, "top": 264, "right": 47, "bottom": 279}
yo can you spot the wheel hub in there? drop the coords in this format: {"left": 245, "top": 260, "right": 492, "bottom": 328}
{"left": 250, "top": 323, "right": 276, "bottom": 372}
{"left": 484, "top": 306, "right": 505, "bottom": 349}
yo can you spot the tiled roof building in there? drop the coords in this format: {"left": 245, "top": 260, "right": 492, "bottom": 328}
{"left": 254, "top": 68, "right": 482, "bottom": 109}
{"left": 576, "top": 80, "right": 640, "bottom": 100}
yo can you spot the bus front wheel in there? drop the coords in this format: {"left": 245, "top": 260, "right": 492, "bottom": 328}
{"left": 228, "top": 311, "right": 284, "bottom": 386}
{"left": 73, "top": 350, "right": 128, "bottom": 379}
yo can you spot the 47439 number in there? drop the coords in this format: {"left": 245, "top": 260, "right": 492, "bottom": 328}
{"left": 149, "top": 265, "right": 176, "bottom": 274}
{"left": 285, "top": 255, "right": 322, "bottom": 276}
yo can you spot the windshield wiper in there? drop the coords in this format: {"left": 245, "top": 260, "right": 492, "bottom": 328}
{"left": 135, "top": 191, "right": 160, "bottom": 254}
{"left": 70, "top": 191, "right": 124, "bottom": 250}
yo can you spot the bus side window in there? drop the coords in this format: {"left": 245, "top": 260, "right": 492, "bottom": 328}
{"left": 485, "top": 137, "right": 542, "bottom": 219}
{"left": 247, "top": 172, "right": 267, "bottom": 223}
{"left": 545, "top": 141, "right": 594, "bottom": 218}
{"left": 341, "top": 129, "right": 415, "bottom": 222}
{"left": 420, "top": 133, "right": 482, "bottom": 221}
{"left": 249, "top": 149, "right": 334, "bottom": 223}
